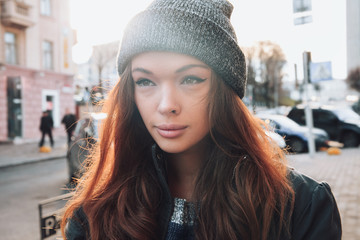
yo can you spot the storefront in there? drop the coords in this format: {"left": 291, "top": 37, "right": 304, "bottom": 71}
{"left": 0, "top": 64, "right": 74, "bottom": 143}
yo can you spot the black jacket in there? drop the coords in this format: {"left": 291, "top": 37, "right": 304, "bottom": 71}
{"left": 62, "top": 114, "right": 77, "bottom": 133}
{"left": 39, "top": 115, "right": 53, "bottom": 132}
{"left": 65, "top": 146, "right": 342, "bottom": 240}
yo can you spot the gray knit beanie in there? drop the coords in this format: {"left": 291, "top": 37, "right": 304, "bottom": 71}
{"left": 117, "top": 0, "right": 247, "bottom": 98}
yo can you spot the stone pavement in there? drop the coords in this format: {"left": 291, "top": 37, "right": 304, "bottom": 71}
{"left": 288, "top": 148, "right": 360, "bottom": 240}
{"left": 0, "top": 137, "right": 67, "bottom": 168}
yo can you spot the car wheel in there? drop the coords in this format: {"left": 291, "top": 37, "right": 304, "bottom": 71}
{"left": 288, "top": 137, "right": 306, "bottom": 153}
{"left": 341, "top": 131, "right": 360, "bottom": 148}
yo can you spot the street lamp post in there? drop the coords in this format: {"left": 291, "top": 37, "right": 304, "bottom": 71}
{"left": 303, "top": 51, "right": 316, "bottom": 157}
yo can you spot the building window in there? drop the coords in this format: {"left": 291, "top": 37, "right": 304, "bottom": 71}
{"left": 40, "top": 0, "right": 51, "bottom": 16}
{"left": 293, "top": 0, "right": 312, "bottom": 13}
{"left": 42, "top": 40, "right": 53, "bottom": 70}
{"left": 294, "top": 15, "right": 313, "bottom": 25}
{"left": 4, "top": 32, "right": 18, "bottom": 64}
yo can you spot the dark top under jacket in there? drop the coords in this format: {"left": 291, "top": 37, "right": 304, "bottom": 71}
{"left": 65, "top": 145, "right": 342, "bottom": 240}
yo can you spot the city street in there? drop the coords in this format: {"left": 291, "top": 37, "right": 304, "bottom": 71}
{"left": 0, "top": 158, "right": 68, "bottom": 240}
{"left": 0, "top": 148, "right": 359, "bottom": 239}
{"left": 288, "top": 148, "right": 360, "bottom": 240}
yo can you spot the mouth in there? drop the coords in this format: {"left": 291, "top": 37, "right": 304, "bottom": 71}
{"left": 156, "top": 124, "right": 187, "bottom": 138}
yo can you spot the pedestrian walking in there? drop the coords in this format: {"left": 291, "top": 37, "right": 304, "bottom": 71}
{"left": 61, "top": 109, "right": 77, "bottom": 145}
{"left": 61, "top": 0, "right": 342, "bottom": 239}
{"left": 39, "top": 110, "right": 54, "bottom": 147}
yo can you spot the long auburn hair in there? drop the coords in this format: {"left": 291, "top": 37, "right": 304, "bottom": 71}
{"left": 61, "top": 63, "right": 294, "bottom": 240}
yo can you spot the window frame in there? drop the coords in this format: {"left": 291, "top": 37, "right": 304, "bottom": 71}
{"left": 40, "top": 0, "right": 52, "bottom": 16}
{"left": 4, "top": 32, "right": 18, "bottom": 65}
{"left": 42, "top": 40, "right": 54, "bottom": 70}
{"left": 293, "top": 0, "right": 312, "bottom": 13}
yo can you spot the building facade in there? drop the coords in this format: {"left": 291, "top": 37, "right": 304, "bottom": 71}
{"left": 0, "top": 0, "right": 75, "bottom": 142}
{"left": 347, "top": 0, "right": 360, "bottom": 73}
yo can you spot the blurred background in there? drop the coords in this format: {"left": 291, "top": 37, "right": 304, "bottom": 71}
{"left": 0, "top": 0, "right": 359, "bottom": 239}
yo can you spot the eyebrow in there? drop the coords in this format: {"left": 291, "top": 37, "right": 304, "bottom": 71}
{"left": 132, "top": 68, "right": 153, "bottom": 74}
{"left": 132, "top": 64, "right": 210, "bottom": 75}
{"left": 175, "top": 64, "right": 210, "bottom": 73}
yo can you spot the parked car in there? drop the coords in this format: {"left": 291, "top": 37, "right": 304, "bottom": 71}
{"left": 265, "top": 130, "right": 286, "bottom": 149}
{"left": 287, "top": 106, "right": 360, "bottom": 148}
{"left": 257, "top": 113, "right": 330, "bottom": 153}
{"left": 67, "top": 112, "right": 107, "bottom": 182}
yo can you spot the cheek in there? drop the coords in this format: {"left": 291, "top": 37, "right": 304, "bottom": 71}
{"left": 189, "top": 98, "right": 210, "bottom": 126}
{"left": 135, "top": 95, "right": 152, "bottom": 123}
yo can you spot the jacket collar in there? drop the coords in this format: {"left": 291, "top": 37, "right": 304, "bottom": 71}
{"left": 151, "top": 144, "right": 173, "bottom": 239}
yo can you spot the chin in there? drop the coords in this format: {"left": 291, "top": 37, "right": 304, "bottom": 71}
{"left": 158, "top": 145, "right": 185, "bottom": 154}
{"left": 155, "top": 141, "right": 189, "bottom": 154}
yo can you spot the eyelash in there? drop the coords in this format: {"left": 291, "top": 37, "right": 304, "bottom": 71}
{"left": 135, "top": 78, "right": 154, "bottom": 87}
{"left": 182, "top": 76, "right": 207, "bottom": 85}
{"left": 134, "top": 76, "right": 207, "bottom": 87}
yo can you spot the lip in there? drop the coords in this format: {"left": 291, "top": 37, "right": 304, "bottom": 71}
{"left": 156, "top": 124, "right": 187, "bottom": 138}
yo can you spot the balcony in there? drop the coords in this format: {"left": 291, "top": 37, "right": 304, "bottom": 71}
{"left": 1, "top": 0, "right": 34, "bottom": 29}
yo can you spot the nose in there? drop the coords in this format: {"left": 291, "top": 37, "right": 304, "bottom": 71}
{"left": 157, "top": 85, "right": 180, "bottom": 115}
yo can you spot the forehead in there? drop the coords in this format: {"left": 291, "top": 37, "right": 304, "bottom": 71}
{"left": 131, "top": 51, "right": 210, "bottom": 71}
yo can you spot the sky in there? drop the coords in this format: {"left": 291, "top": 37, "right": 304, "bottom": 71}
{"left": 70, "top": 0, "right": 347, "bottom": 80}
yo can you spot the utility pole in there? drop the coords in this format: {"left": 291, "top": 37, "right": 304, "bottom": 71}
{"left": 294, "top": 64, "right": 299, "bottom": 89}
{"left": 274, "top": 71, "right": 279, "bottom": 113}
{"left": 303, "top": 51, "right": 315, "bottom": 157}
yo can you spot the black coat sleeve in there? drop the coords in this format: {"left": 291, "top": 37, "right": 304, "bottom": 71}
{"left": 65, "top": 207, "right": 89, "bottom": 240}
{"left": 50, "top": 117, "right": 54, "bottom": 128}
{"left": 291, "top": 173, "right": 342, "bottom": 240}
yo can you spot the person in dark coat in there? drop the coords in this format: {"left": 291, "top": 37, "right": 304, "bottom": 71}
{"left": 61, "top": 109, "right": 77, "bottom": 144}
{"left": 39, "top": 110, "right": 54, "bottom": 147}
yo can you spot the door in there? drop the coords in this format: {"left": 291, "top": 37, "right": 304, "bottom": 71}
{"left": 42, "top": 90, "right": 59, "bottom": 127}
{"left": 7, "top": 77, "right": 22, "bottom": 139}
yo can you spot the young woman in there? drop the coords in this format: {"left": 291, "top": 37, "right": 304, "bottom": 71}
{"left": 62, "top": 0, "right": 342, "bottom": 239}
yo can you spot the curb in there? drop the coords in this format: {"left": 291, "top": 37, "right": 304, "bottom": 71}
{"left": 0, "top": 154, "right": 66, "bottom": 169}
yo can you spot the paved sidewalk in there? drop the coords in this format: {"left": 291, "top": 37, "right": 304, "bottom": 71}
{"left": 0, "top": 137, "right": 68, "bottom": 168}
{"left": 288, "top": 148, "right": 360, "bottom": 240}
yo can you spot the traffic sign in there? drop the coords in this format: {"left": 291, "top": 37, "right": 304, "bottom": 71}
{"left": 310, "top": 61, "right": 332, "bottom": 82}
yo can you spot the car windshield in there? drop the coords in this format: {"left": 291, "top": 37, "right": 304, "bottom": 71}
{"left": 331, "top": 108, "right": 360, "bottom": 121}
{"left": 272, "top": 116, "right": 301, "bottom": 129}
{"left": 259, "top": 115, "right": 300, "bottom": 129}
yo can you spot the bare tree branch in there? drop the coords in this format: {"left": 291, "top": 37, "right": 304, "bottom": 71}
{"left": 346, "top": 66, "right": 360, "bottom": 92}
{"left": 91, "top": 41, "right": 119, "bottom": 97}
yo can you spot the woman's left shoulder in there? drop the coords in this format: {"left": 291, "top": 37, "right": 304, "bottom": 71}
{"left": 287, "top": 168, "right": 331, "bottom": 197}
{"left": 287, "top": 168, "right": 342, "bottom": 240}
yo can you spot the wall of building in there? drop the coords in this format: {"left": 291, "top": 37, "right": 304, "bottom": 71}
{"left": 0, "top": 65, "right": 74, "bottom": 142}
{"left": 0, "top": 0, "right": 75, "bottom": 142}
{"left": 24, "top": 0, "right": 74, "bottom": 74}
{"left": 347, "top": 0, "right": 360, "bottom": 73}
{"left": 0, "top": 74, "right": 7, "bottom": 142}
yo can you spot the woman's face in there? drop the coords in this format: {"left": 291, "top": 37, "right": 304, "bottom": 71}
{"left": 132, "top": 52, "right": 212, "bottom": 154}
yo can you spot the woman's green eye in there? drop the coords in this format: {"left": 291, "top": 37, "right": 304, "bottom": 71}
{"left": 182, "top": 76, "right": 206, "bottom": 85}
{"left": 135, "top": 79, "right": 155, "bottom": 86}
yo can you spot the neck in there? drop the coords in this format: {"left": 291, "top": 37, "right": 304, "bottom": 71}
{"left": 166, "top": 139, "right": 208, "bottom": 201}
